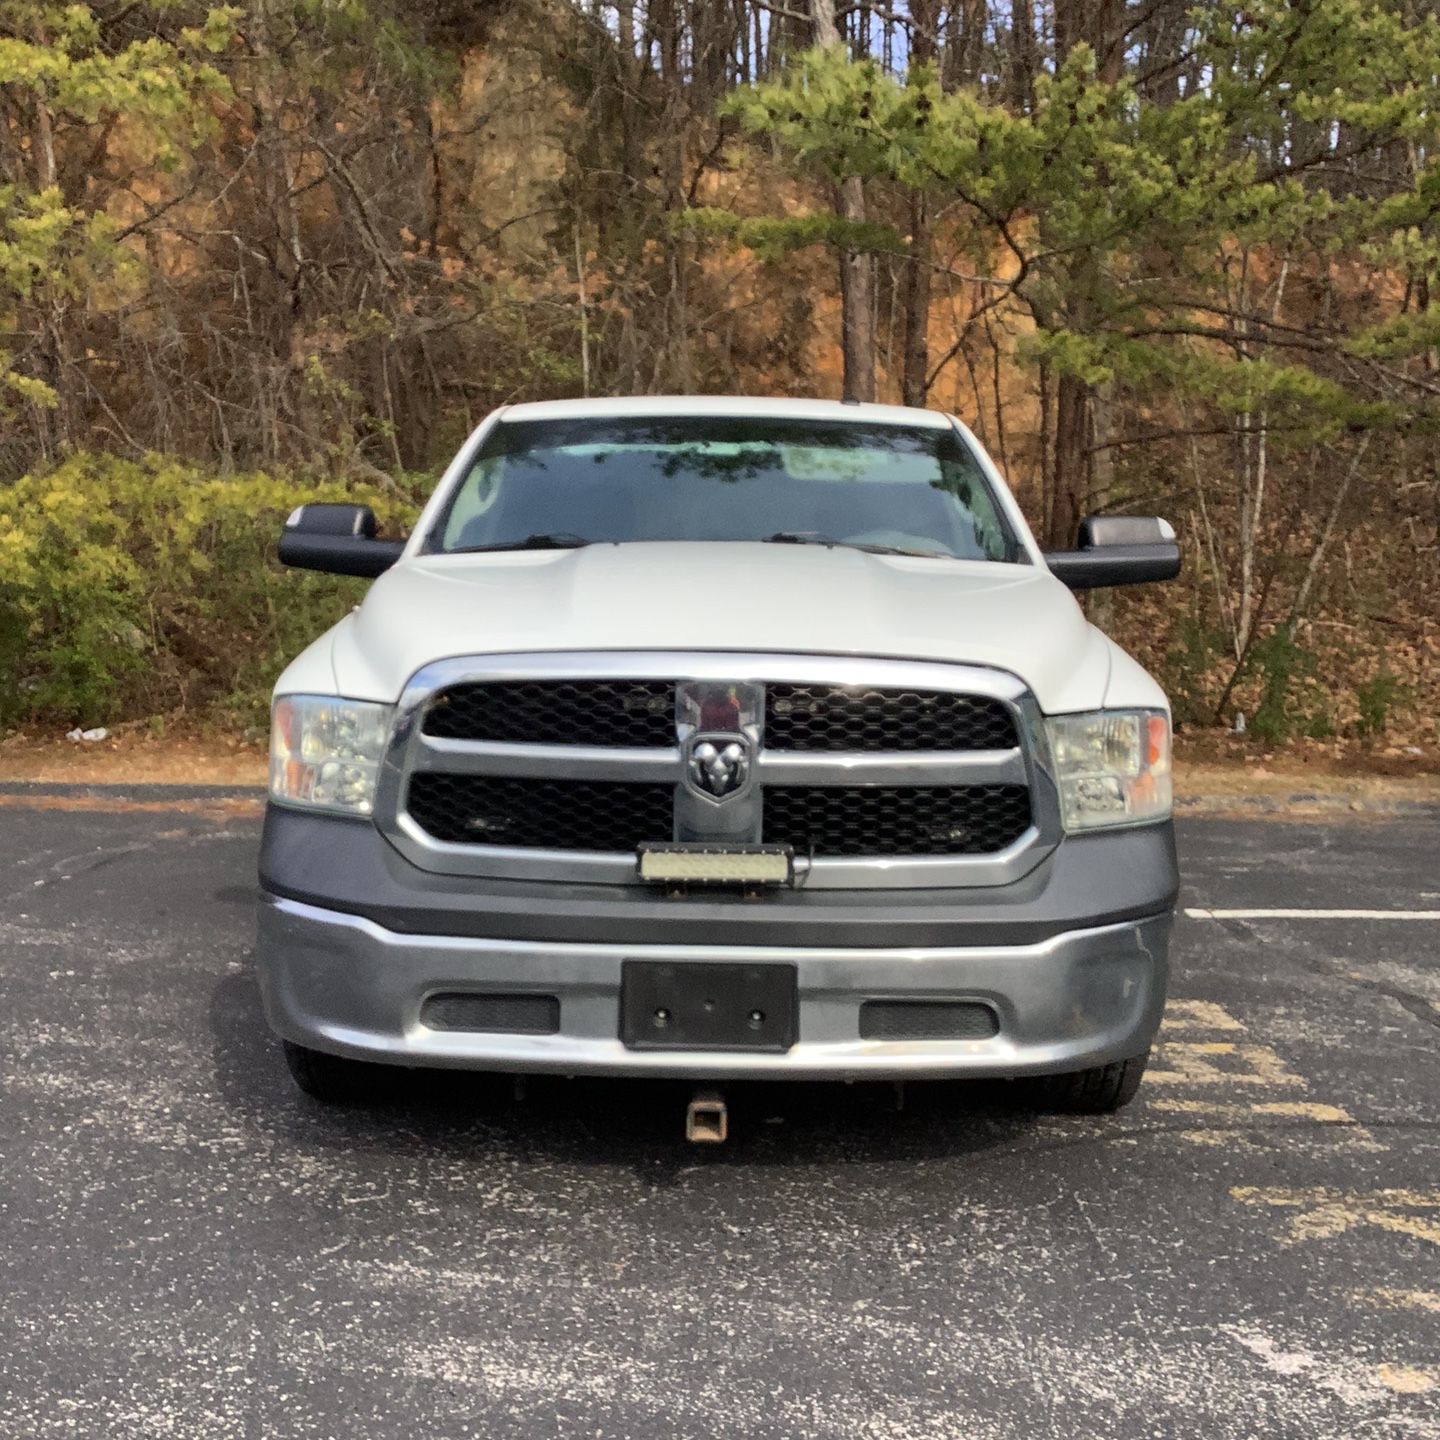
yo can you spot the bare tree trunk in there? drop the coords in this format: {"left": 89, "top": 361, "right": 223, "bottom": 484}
{"left": 1235, "top": 257, "right": 1288, "bottom": 657}
{"left": 835, "top": 178, "right": 875, "bottom": 402}
{"left": 1050, "top": 372, "right": 1089, "bottom": 547}
{"left": 574, "top": 223, "right": 591, "bottom": 397}
{"left": 900, "top": 0, "right": 939, "bottom": 407}
{"left": 1236, "top": 407, "right": 1264, "bottom": 657}
{"left": 655, "top": 0, "right": 693, "bottom": 389}
{"left": 1136, "top": 0, "right": 1186, "bottom": 107}
{"left": 900, "top": 192, "right": 930, "bottom": 406}
{"left": 28, "top": 77, "right": 64, "bottom": 457}
{"left": 1037, "top": 359, "right": 1054, "bottom": 541}
{"left": 33, "top": 94, "right": 56, "bottom": 190}
{"left": 1182, "top": 404, "right": 1238, "bottom": 651}
{"left": 946, "top": 0, "right": 988, "bottom": 90}
{"left": 812, "top": 0, "right": 875, "bottom": 401}
{"left": 1007, "top": 0, "right": 1038, "bottom": 114}
{"left": 1288, "top": 437, "right": 1371, "bottom": 629}
{"left": 1055, "top": 0, "right": 1124, "bottom": 81}
{"left": 1044, "top": 0, "right": 1126, "bottom": 546}
{"left": 615, "top": 0, "right": 646, "bottom": 203}
{"left": 1085, "top": 380, "right": 1117, "bottom": 629}
{"left": 247, "top": 0, "right": 307, "bottom": 458}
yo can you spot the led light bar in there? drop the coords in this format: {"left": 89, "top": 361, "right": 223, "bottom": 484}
{"left": 638, "top": 843, "right": 793, "bottom": 886}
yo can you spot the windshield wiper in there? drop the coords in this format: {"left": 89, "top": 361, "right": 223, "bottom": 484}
{"left": 761, "top": 531, "right": 952, "bottom": 560}
{"left": 452, "top": 532, "right": 592, "bottom": 554}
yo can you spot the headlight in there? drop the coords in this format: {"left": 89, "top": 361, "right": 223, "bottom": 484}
{"left": 1046, "top": 709, "right": 1171, "bottom": 832}
{"left": 270, "top": 695, "right": 392, "bottom": 816}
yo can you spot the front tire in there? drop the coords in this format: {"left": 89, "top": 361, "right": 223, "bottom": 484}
{"left": 283, "top": 1041, "right": 392, "bottom": 1104}
{"left": 1021, "top": 1050, "right": 1150, "bottom": 1114}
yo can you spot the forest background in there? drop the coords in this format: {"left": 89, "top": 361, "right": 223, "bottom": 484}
{"left": 1, "top": 0, "right": 1437, "bottom": 765}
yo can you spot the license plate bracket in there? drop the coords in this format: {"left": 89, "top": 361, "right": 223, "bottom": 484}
{"left": 621, "top": 961, "right": 797, "bottom": 1052}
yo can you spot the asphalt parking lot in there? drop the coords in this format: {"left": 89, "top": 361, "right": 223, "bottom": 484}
{"left": 1, "top": 788, "right": 1437, "bottom": 1439}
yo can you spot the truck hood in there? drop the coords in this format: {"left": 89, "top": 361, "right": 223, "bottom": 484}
{"left": 328, "top": 541, "right": 1114, "bottom": 713}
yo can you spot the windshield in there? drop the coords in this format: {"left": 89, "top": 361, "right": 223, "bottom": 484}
{"left": 431, "top": 416, "right": 1026, "bottom": 563}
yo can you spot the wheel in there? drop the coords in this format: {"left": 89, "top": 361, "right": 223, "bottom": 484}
{"left": 283, "top": 1040, "right": 392, "bottom": 1104}
{"left": 1020, "top": 1050, "right": 1150, "bottom": 1115}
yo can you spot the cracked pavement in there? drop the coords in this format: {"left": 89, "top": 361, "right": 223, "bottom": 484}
{"left": 1, "top": 788, "right": 1437, "bottom": 1438}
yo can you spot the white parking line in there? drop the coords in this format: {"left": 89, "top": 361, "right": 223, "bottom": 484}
{"left": 1186, "top": 908, "right": 1440, "bottom": 921}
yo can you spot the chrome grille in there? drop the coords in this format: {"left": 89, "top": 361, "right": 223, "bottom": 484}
{"left": 765, "top": 686, "right": 1016, "bottom": 751}
{"left": 762, "top": 785, "right": 1031, "bottom": 857}
{"left": 378, "top": 652, "right": 1059, "bottom": 891}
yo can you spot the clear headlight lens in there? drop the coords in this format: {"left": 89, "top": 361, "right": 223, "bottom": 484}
{"left": 269, "top": 695, "right": 392, "bottom": 816}
{"left": 1046, "top": 709, "right": 1171, "bottom": 832}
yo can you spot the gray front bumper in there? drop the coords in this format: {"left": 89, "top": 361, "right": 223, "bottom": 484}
{"left": 257, "top": 896, "right": 1171, "bottom": 1080}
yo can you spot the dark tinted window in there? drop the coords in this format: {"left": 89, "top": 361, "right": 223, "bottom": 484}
{"left": 433, "top": 417, "right": 1025, "bottom": 563}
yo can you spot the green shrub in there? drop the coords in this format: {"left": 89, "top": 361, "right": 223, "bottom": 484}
{"left": 1354, "top": 669, "right": 1406, "bottom": 738}
{"left": 1246, "top": 629, "right": 1326, "bottom": 746}
{"left": 0, "top": 452, "right": 422, "bottom": 729}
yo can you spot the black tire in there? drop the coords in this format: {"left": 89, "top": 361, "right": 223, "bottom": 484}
{"left": 283, "top": 1040, "right": 393, "bottom": 1105}
{"left": 1020, "top": 1050, "right": 1150, "bottom": 1115}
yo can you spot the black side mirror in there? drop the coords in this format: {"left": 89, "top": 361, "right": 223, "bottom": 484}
{"left": 277, "top": 504, "right": 406, "bottom": 578}
{"left": 1043, "top": 515, "right": 1181, "bottom": 590}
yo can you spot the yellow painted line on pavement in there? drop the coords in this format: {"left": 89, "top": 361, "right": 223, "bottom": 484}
{"left": 1376, "top": 1364, "right": 1436, "bottom": 1395}
{"left": 1353, "top": 1289, "right": 1440, "bottom": 1315}
{"left": 1148, "top": 1041, "right": 1306, "bottom": 1088}
{"left": 1151, "top": 1002, "right": 1386, "bottom": 1151}
{"left": 1151, "top": 1098, "right": 1384, "bottom": 1152}
{"left": 1160, "top": 999, "right": 1246, "bottom": 1031}
{"left": 1232, "top": 1188, "right": 1440, "bottom": 1248}
{"left": 1152, "top": 1099, "right": 1352, "bottom": 1123}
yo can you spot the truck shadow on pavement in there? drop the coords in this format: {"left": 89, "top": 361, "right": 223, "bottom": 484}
{"left": 209, "top": 968, "right": 1044, "bottom": 1172}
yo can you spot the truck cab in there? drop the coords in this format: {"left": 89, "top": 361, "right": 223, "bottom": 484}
{"left": 258, "top": 397, "right": 1179, "bottom": 1115}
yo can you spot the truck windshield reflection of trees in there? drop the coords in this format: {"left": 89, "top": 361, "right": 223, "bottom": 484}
{"left": 439, "top": 418, "right": 1022, "bottom": 563}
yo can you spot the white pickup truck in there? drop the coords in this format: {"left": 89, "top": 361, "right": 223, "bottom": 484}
{"left": 258, "top": 397, "right": 1179, "bottom": 1124}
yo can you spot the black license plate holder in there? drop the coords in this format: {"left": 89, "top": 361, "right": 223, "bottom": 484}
{"left": 621, "top": 961, "right": 797, "bottom": 1052}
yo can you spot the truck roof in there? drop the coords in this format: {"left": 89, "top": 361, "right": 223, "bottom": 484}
{"left": 496, "top": 395, "right": 954, "bottom": 428}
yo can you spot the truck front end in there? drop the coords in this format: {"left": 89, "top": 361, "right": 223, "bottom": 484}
{"left": 257, "top": 398, "right": 1179, "bottom": 1112}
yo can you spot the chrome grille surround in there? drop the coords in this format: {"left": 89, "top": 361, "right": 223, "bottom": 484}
{"left": 373, "top": 652, "right": 1062, "bottom": 890}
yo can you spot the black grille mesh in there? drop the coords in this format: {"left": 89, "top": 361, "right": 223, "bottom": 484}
{"left": 763, "top": 784, "right": 1030, "bottom": 857}
{"left": 421, "top": 992, "right": 560, "bottom": 1033}
{"left": 765, "top": 686, "right": 1017, "bottom": 752}
{"left": 859, "top": 1001, "right": 999, "bottom": 1041}
{"left": 422, "top": 679, "right": 1016, "bottom": 753}
{"left": 406, "top": 774, "right": 675, "bottom": 850}
{"left": 423, "top": 680, "right": 674, "bottom": 747}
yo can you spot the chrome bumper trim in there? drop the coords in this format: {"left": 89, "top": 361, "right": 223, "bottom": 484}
{"left": 256, "top": 896, "right": 1170, "bottom": 1080}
